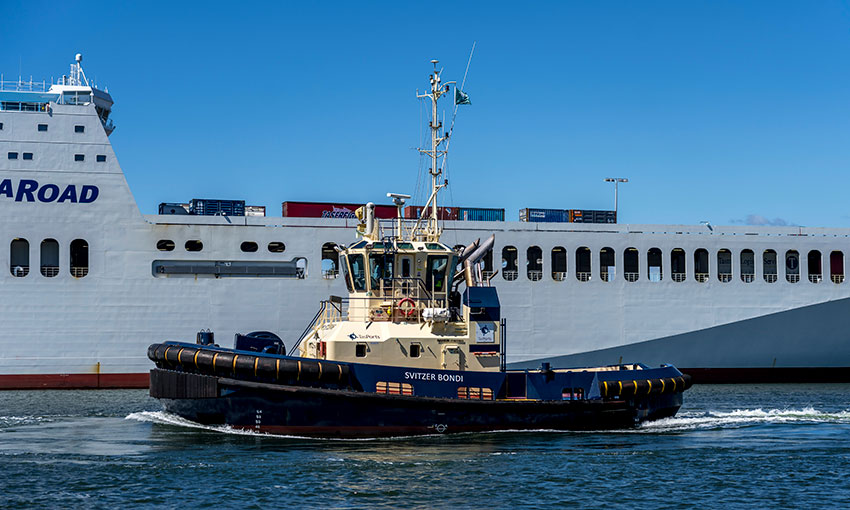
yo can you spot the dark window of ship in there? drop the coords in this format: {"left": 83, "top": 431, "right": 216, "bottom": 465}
{"left": 268, "top": 242, "right": 285, "bottom": 253}
{"left": 185, "top": 240, "right": 203, "bottom": 252}
{"left": 74, "top": 154, "right": 84, "bottom": 162}
{"left": 410, "top": 344, "right": 421, "bottom": 358}
{"left": 7, "top": 152, "right": 18, "bottom": 160}
{"left": 355, "top": 344, "right": 367, "bottom": 357}
{"left": 96, "top": 155, "right": 106, "bottom": 162}
{"left": 156, "top": 240, "right": 175, "bottom": 251}
{"left": 240, "top": 241, "right": 258, "bottom": 252}
{"left": 23, "top": 153, "right": 33, "bottom": 160}
{"left": 37, "top": 124, "right": 47, "bottom": 132}
{"left": 0, "top": 122, "right": 4, "bottom": 130}
{"left": 75, "top": 125, "right": 85, "bottom": 133}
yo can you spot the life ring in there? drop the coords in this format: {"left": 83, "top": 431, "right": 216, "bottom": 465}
{"left": 397, "top": 297, "right": 417, "bottom": 317}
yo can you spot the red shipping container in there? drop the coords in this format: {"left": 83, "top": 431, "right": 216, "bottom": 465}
{"left": 403, "top": 205, "right": 459, "bottom": 220}
{"left": 282, "top": 201, "right": 397, "bottom": 219}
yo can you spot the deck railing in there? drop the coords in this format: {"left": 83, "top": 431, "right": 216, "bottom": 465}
{"left": 787, "top": 274, "right": 800, "bottom": 283}
{"left": 672, "top": 273, "right": 686, "bottom": 282}
{"left": 764, "top": 274, "right": 777, "bottom": 283}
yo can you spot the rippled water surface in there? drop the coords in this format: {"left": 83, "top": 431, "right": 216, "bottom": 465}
{"left": 1, "top": 384, "right": 849, "bottom": 508}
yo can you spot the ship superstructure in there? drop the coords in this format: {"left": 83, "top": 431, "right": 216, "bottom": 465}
{"left": 1, "top": 55, "right": 850, "bottom": 388}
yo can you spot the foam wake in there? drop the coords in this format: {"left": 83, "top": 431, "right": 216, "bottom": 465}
{"left": 637, "top": 407, "right": 850, "bottom": 433}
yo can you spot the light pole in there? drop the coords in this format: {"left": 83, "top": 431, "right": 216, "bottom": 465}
{"left": 604, "top": 177, "right": 628, "bottom": 219}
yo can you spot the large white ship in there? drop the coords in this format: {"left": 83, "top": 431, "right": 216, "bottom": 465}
{"left": 1, "top": 56, "right": 848, "bottom": 388}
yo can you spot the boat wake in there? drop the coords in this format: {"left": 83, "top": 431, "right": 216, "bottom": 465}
{"left": 635, "top": 407, "right": 850, "bottom": 433}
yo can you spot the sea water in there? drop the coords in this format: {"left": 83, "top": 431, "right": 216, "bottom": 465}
{"left": 0, "top": 384, "right": 848, "bottom": 508}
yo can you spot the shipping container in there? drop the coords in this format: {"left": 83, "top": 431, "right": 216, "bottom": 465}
{"left": 281, "top": 201, "right": 397, "bottom": 219}
{"left": 403, "top": 205, "right": 459, "bottom": 220}
{"left": 245, "top": 205, "right": 266, "bottom": 217}
{"left": 519, "top": 208, "right": 569, "bottom": 223}
{"left": 158, "top": 202, "right": 190, "bottom": 215}
{"left": 457, "top": 207, "right": 505, "bottom": 222}
{"left": 569, "top": 209, "right": 617, "bottom": 224}
{"left": 190, "top": 199, "right": 246, "bottom": 216}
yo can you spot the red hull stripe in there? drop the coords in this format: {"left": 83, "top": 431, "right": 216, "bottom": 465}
{"left": 0, "top": 373, "right": 150, "bottom": 390}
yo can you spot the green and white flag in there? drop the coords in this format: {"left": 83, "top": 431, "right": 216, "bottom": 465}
{"left": 455, "top": 88, "right": 471, "bottom": 105}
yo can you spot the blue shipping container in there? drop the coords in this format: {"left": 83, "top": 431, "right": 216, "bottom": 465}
{"left": 519, "top": 208, "right": 569, "bottom": 223}
{"left": 190, "top": 199, "right": 246, "bottom": 216}
{"left": 458, "top": 207, "right": 505, "bottom": 222}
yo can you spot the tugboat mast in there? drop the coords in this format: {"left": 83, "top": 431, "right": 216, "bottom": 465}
{"left": 417, "top": 59, "right": 451, "bottom": 242}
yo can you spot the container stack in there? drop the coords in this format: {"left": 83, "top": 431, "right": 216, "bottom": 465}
{"left": 519, "top": 208, "right": 617, "bottom": 223}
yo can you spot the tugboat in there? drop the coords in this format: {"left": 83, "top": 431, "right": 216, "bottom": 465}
{"left": 147, "top": 62, "right": 692, "bottom": 437}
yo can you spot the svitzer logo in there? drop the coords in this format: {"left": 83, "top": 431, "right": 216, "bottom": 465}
{"left": 0, "top": 179, "right": 99, "bottom": 203}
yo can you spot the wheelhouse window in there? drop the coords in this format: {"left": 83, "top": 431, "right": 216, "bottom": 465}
{"left": 671, "top": 248, "right": 686, "bottom": 282}
{"left": 10, "top": 238, "right": 29, "bottom": 277}
{"left": 624, "top": 248, "right": 639, "bottom": 282}
{"left": 576, "top": 247, "right": 591, "bottom": 282}
{"left": 321, "top": 242, "right": 339, "bottom": 279}
{"left": 348, "top": 253, "right": 367, "bottom": 291}
{"left": 240, "top": 241, "right": 258, "bottom": 253}
{"left": 527, "top": 246, "right": 542, "bottom": 281}
{"left": 40, "top": 239, "right": 59, "bottom": 277}
{"left": 156, "top": 240, "right": 175, "bottom": 251}
{"left": 185, "top": 240, "right": 203, "bottom": 252}
{"left": 694, "top": 249, "right": 709, "bottom": 283}
{"left": 830, "top": 251, "right": 844, "bottom": 284}
{"left": 70, "top": 239, "right": 89, "bottom": 277}
{"left": 785, "top": 250, "right": 800, "bottom": 283}
{"left": 763, "top": 250, "right": 778, "bottom": 283}
{"left": 426, "top": 254, "right": 449, "bottom": 293}
{"left": 369, "top": 252, "right": 394, "bottom": 291}
{"left": 502, "top": 246, "right": 518, "bottom": 281}
{"left": 808, "top": 250, "right": 822, "bottom": 283}
{"left": 647, "top": 248, "right": 662, "bottom": 282}
{"left": 600, "top": 247, "right": 615, "bottom": 282}
{"left": 717, "top": 249, "right": 732, "bottom": 283}
{"left": 551, "top": 246, "right": 567, "bottom": 281}
{"left": 268, "top": 242, "right": 285, "bottom": 253}
{"left": 740, "top": 250, "right": 755, "bottom": 283}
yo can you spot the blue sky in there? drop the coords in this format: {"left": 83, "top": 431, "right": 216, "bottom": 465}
{"left": 4, "top": 1, "right": 850, "bottom": 226}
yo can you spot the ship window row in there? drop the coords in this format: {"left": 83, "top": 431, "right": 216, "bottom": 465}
{"left": 9, "top": 238, "right": 89, "bottom": 278}
{"left": 1, "top": 123, "right": 85, "bottom": 133}
{"left": 498, "top": 245, "right": 847, "bottom": 284}
{"left": 7, "top": 152, "right": 106, "bottom": 162}
{"left": 7, "top": 152, "right": 34, "bottom": 160}
{"left": 156, "top": 239, "right": 286, "bottom": 253}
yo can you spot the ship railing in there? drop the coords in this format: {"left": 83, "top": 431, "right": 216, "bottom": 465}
{"left": 377, "top": 218, "right": 436, "bottom": 241}
{"left": 11, "top": 265, "right": 29, "bottom": 277}
{"left": 482, "top": 270, "right": 496, "bottom": 281}
{"left": 718, "top": 273, "right": 733, "bottom": 283}
{"left": 576, "top": 272, "right": 591, "bottom": 282}
{"left": 764, "top": 274, "right": 778, "bottom": 283}
{"left": 672, "top": 273, "right": 687, "bottom": 283}
{"left": 624, "top": 272, "right": 639, "bottom": 282}
{"left": 600, "top": 272, "right": 609, "bottom": 282}
{"left": 322, "top": 269, "right": 339, "bottom": 280}
{"left": 695, "top": 273, "right": 709, "bottom": 283}
{"left": 502, "top": 270, "right": 518, "bottom": 281}
{"left": 0, "top": 78, "right": 49, "bottom": 92}
{"left": 786, "top": 274, "right": 800, "bottom": 283}
{"left": 552, "top": 271, "right": 567, "bottom": 281}
{"left": 527, "top": 270, "right": 543, "bottom": 281}
{"left": 832, "top": 274, "right": 844, "bottom": 284}
{"left": 71, "top": 267, "right": 89, "bottom": 278}
{"left": 40, "top": 266, "right": 59, "bottom": 277}
{"left": 741, "top": 274, "right": 755, "bottom": 283}
{"left": 289, "top": 297, "right": 346, "bottom": 355}
{"left": 808, "top": 274, "right": 822, "bottom": 284}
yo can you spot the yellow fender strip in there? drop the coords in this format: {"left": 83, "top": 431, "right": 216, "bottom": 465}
{"left": 661, "top": 379, "right": 666, "bottom": 393}
{"left": 164, "top": 347, "right": 172, "bottom": 364}
{"left": 193, "top": 350, "right": 200, "bottom": 368}
{"left": 318, "top": 362, "right": 323, "bottom": 379}
{"left": 254, "top": 357, "right": 259, "bottom": 377}
{"left": 177, "top": 348, "right": 185, "bottom": 364}
{"left": 647, "top": 380, "right": 652, "bottom": 394}
{"left": 618, "top": 381, "right": 623, "bottom": 395}
{"left": 232, "top": 355, "right": 239, "bottom": 373}
{"left": 602, "top": 381, "right": 608, "bottom": 396}
{"left": 671, "top": 378, "right": 677, "bottom": 391}
{"left": 632, "top": 380, "right": 637, "bottom": 396}
{"left": 297, "top": 361, "right": 301, "bottom": 381}
{"left": 212, "top": 353, "right": 219, "bottom": 373}
{"left": 337, "top": 364, "right": 343, "bottom": 382}
{"left": 275, "top": 359, "right": 280, "bottom": 380}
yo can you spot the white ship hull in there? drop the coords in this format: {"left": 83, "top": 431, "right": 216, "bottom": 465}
{"left": 3, "top": 71, "right": 849, "bottom": 387}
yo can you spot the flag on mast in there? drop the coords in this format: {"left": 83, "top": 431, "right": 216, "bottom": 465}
{"left": 455, "top": 87, "right": 471, "bottom": 105}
